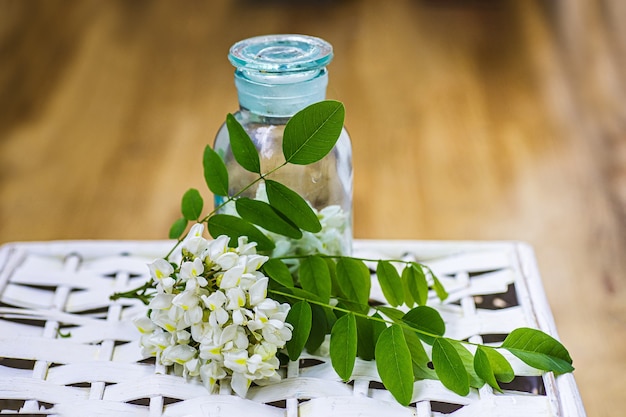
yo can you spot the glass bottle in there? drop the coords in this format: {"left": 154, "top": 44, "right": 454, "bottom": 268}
{"left": 213, "top": 34, "right": 353, "bottom": 256}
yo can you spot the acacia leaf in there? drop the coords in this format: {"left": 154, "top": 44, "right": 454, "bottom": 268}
{"left": 262, "top": 258, "right": 294, "bottom": 288}
{"left": 450, "top": 340, "right": 484, "bottom": 388}
{"left": 404, "top": 263, "right": 428, "bottom": 306}
{"left": 306, "top": 304, "right": 331, "bottom": 353}
{"left": 264, "top": 179, "right": 321, "bottom": 233}
{"left": 330, "top": 313, "right": 358, "bottom": 381}
{"left": 169, "top": 218, "right": 187, "bottom": 239}
{"left": 376, "top": 306, "right": 405, "bottom": 323}
{"left": 402, "top": 306, "right": 446, "bottom": 344}
{"left": 283, "top": 100, "right": 345, "bottom": 165}
{"left": 299, "top": 256, "right": 331, "bottom": 303}
{"left": 203, "top": 145, "right": 229, "bottom": 196}
{"left": 336, "top": 257, "right": 371, "bottom": 313}
{"left": 501, "top": 327, "right": 574, "bottom": 374}
{"left": 474, "top": 346, "right": 514, "bottom": 392}
{"left": 432, "top": 338, "right": 470, "bottom": 396}
{"left": 235, "top": 198, "right": 302, "bottom": 239}
{"left": 402, "top": 329, "right": 437, "bottom": 380}
{"left": 285, "top": 301, "right": 312, "bottom": 361}
{"left": 226, "top": 113, "right": 260, "bottom": 174}
{"left": 377, "top": 261, "right": 404, "bottom": 307}
{"left": 356, "top": 313, "right": 386, "bottom": 361}
{"left": 207, "top": 214, "right": 274, "bottom": 252}
{"left": 375, "top": 324, "right": 414, "bottom": 406}
{"left": 431, "top": 271, "right": 449, "bottom": 301}
{"left": 181, "top": 189, "right": 203, "bottom": 221}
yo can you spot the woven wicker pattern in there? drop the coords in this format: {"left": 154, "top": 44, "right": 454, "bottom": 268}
{"left": 0, "top": 240, "right": 585, "bottom": 416}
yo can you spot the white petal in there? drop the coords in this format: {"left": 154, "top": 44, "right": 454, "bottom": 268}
{"left": 220, "top": 266, "right": 244, "bottom": 289}
{"left": 231, "top": 371, "right": 252, "bottom": 397}
{"left": 248, "top": 277, "right": 268, "bottom": 306}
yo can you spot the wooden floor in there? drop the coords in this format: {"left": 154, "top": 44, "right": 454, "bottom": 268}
{"left": 1, "top": 0, "right": 625, "bottom": 414}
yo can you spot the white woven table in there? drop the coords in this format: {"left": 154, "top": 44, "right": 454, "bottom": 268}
{"left": 0, "top": 239, "right": 586, "bottom": 417}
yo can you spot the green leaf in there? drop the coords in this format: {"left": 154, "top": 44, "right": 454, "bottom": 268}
{"left": 285, "top": 301, "right": 312, "bottom": 361}
{"left": 169, "top": 218, "right": 187, "bottom": 239}
{"left": 450, "top": 340, "right": 484, "bottom": 389}
{"left": 235, "top": 198, "right": 302, "bottom": 239}
{"left": 264, "top": 179, "right": 322, "bottom": 233}
{"left": 355, "top": 313, "right": 386, "bottom": 361}
{"left": 376, "top": 306, "right": 405, "bottom": 323}
{"left": 501, "top": 327, "right": 574, "bottom": 374}
{"left": 336, "top": 257, "right": 371, "bottom": 313}
{"left": 226, "top": 113, "right": 261, "bottom": 174}
{"left": 283, "top": 100, "right": 345, "bottom": 165}
{"left": 432, "top": 338, "right": 470, "bottom": 396}
{"left": 299, "top": 256, "right": 331, "bottom": 303}
{"left": 207, "top": 214, "right": 275, "bottom": 252}
{"left": 262, "top": 258, "right": 294, "bottom": 288}
{"left": 402, "top": 329, "right": 437, "bottom": 380}
{"left": 404, "top": 264, "right": 428, "bottom": 306}
{"left": 330, "top": 313, "right": 358, "bottom": 381}
{"left": 203, "top": 145, "right": 229, "bottom": 196}
{"left": 474, "top": 346, "right": 514, "bottom": 392}
{"left": 306, "top": 304, "right": 331, "bottom": 353}
{"left": 375, "top": 324, "right": 414, "bottom": 406}
{"left": 402, "top": 306, "right": 446, "bottom": 344}
{"left": 376, "top": 261, "right": 404, "bottom": 307}
{"left": 431, "top": 271, "right": 449, "bottom": 301}
{"left": 181, "top": 188, "right": 204, "bottom": 221}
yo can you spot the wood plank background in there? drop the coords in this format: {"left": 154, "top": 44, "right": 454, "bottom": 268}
{"left": 1, "top": 0, "right": 624, "bottom": 414}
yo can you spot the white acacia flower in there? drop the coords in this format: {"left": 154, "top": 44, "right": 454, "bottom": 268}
{"left": 182, "top": 223, "right": 208, "bottom": 258}
{"left": 182, "top": 258, "right": 204, "bottom": 278}
{"left": 231, "top": 371, "right": 253, "bottom": 397}
{"left": 138, "top": 230, "right": 292, "bottom": 398}
{"left": 214, "top": 252, "right": 239, "bottom": 270}
{"left": 200, "top": 360, "right": 227, "bottom": 392}
{"left": 161, "top": 344, "right": 197, "bottom": 366}
{"left": 248, "top": 277, "right": 268, "bottom": 306}
{"left": 149, "top": 259, "right": 174, "bottom": 283}
{"left": 219, "top": 265, "right": 244, "bottom": 289}
{"left": 172, "top": 290, "right": 200, "bottom": 312}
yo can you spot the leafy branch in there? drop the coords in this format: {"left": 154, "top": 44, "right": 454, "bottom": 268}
{"left": 111, "top": 99, "right": 574, "bottom": 407}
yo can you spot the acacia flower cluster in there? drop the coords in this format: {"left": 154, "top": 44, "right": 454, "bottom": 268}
{"left": 134, "top": 224, "right": 293, "bottom": 397}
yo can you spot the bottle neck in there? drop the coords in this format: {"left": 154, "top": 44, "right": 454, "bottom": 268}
{"left": 234, "top": 68, "right": 328, "bottom": 118}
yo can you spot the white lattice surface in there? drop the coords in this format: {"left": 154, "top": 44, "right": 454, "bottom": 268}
{"left": 0, "top": 239, "right": 586, "bottom": 416}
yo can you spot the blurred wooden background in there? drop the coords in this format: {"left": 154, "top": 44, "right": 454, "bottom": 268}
{"left": 1, "top": 0, "right": 624, "bottom": 414}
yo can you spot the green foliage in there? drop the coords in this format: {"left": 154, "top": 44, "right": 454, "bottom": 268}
{"left": 432, "top": 337, "right": 470, "bottom": 396}
{"left": 375, "top": 325, "right": 414, "bottom": 406}
{"left": 169, "top": 218, "right": 188, "bottom": 239}
{"left": 203, "top": 145, "right": 229, "bottom": 196}
{"left": 299, "top": 256, "right": 332, "bottom": 303}
{"left": 286, "top": 301, "right": 312, "bottom": 361}
{"left": 226, "top": 113, "right": 261, "bottom": 174}
{"left": 336, "top": 257, "right": 371, "bottom": 313}
{"left": 376, "top": 261, "right": 404, "bottom": 307}
{"left": 474, "top": 346, "right": 514, "bottom": 392}
{"left": 283, "top": 100, "right": 345, "bottom": 165}
{"left": 403, "top": 263, "right": 428, "bottom": 306}
{"left": 118, "top": 99, "right": 576, "bottom": 407}
{"left": 330, "top": 313, "right": 358, "bottom": 381}
{"left": 402, "top": 306, "right": 445, "bottom": 344}
{"left": 262, "top": 258, "right": 294, "bottom": 288}
{"left": 207, "top": 214, "right": 274, "bottom": 252}
{"left": 235, "top": 198, "right": 302, "bottom": 239}
{"left": 181, "top": 188, "right": 203, "bottom": 221}
{"left": 502, "top": 327, "right": 574, "bottom": 374}
{"left": 264, "top": 180, "right": 322, "bottom": 233}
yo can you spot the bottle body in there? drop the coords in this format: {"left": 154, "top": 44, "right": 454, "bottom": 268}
{"left": 215, "top": 34, "right": 353, "bottom": 256}
{"left": 214, "top": 109, "right": 353, "bottom": 256}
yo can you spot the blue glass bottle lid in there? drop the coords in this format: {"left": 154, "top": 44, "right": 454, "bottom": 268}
{"left": 229, "top": 34, "right": 333, "bottom": 73}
